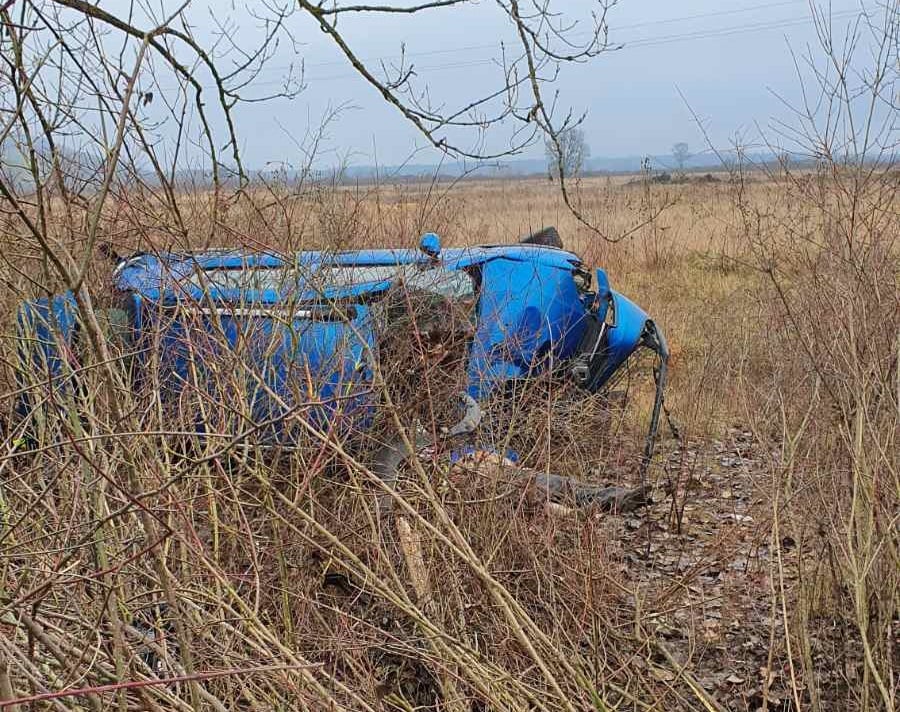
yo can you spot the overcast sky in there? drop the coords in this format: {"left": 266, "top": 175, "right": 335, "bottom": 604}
{"left": 150, "top": 0, "right": 874, "bottom": 169}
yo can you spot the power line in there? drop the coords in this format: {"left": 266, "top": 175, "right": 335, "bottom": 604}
{"left": 614, "top": 0, "right": 815, "bottom": 30}
{"left": 624, "top": 10, "right": 858, "bottom": 48}
{"left": 217, "top": 9, "right": 860, "bottom": 89}
{"left": 296, "top": 0, "right": 818, "bottom": 71}
{"left": 136, "top": 6, "right": 862, "bottom": 94}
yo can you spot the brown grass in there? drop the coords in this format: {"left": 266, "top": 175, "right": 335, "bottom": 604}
{"left": 0, "top": 168, "right": 896, "bottom": 711}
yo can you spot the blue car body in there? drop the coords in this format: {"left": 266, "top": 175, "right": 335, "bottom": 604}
{"left": 15, "top": 234, "right": 667, "bottom": 445}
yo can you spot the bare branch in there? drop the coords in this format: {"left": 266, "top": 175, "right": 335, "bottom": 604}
{"left": 314, "top": 0, "right": 469, "bottom": 13}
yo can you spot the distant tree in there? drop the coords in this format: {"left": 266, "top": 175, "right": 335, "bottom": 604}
{"left": 546, "top": 128, "right": 591, "bottom": 181}
{"left": 672, "top": 142, "right": 691, "bottom": 173}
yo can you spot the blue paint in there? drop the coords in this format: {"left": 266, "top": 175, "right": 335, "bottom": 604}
{"left": 465, "top": 254, "right": 587, "bottom": 398}
{"left": 15, "top": 239, "right": 661, "bottom": 439}
{"left": 599, "top": 290, "right": 652, "bottom": 385}
{"left": 594, "top": 268, "right": 612, "bottom": 324}
{"left": 419, "top": 232, "right": 441, "bottom": 258}
{"left": 16, "top": 292, "right": 79, "bottom": 382}
{"left": 14, "top": 292, "right": 80, "bottom": 423}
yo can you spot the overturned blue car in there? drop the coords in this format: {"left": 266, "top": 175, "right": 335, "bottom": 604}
{"left": 15, "top": 227, "right": 668, "bottom": 502}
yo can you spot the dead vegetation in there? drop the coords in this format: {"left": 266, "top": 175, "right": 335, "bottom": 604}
{"left": 1, "top": 159, "right": 896, "bottom": 711}
{"left": 1, "top": 1, "right": 898, "bottom": 711}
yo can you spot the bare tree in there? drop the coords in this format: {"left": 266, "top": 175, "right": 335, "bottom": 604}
{"left": 671, "top": 142, "right": 691, "bottom": 174}
{"left": 545, "top": 126, "right": 591, "bottom": 180}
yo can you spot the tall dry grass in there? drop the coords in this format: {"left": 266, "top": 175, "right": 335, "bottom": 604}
{"left": 2, "top": 156, "right": 895, "bottom": 710}
{"left": 2, "top": 0, "right": 896, "bottom": 705}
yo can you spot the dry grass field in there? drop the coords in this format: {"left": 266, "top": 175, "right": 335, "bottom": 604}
{"left": 0, "top": 166, "right": 897, "bottom": 711}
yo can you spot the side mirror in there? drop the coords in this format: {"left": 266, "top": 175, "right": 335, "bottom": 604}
{"left": 419, "top": 232, "right": 441, "bottom": 259}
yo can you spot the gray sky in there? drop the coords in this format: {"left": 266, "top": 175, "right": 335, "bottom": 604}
{"left": 159, "top": 0, "right": 873, "bottom": 169}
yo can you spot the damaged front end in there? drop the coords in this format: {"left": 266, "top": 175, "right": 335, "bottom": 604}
{"left": 569, "top": 271, "right": 670, "bottom": 477}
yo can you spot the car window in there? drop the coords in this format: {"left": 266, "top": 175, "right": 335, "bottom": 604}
{"left": 184, "top": 262, "right": 476, "bottom": 303}
{"left": 320, "top": 265, "right": 400, "bottom": 289}
{"left": 397, "top": 266, "right": 475, "bottom": 300}
{"left": 186, "top": 266, "right": 298, "bottom": 293}
{"left": 320, "top": 264, "right": 475, "bottom": 300}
